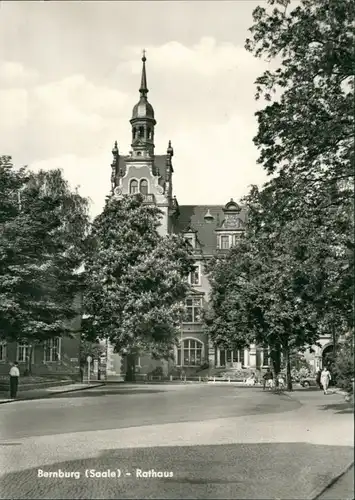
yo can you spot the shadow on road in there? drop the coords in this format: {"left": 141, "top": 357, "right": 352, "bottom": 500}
{"left": 319, "top": 403, "right": 354, "bottom": 414}
{"left": 50, "top": 389, "right": 166, "bottom": 399}
{"left": 1, "top": 442, "right": 353, "bottom": 499}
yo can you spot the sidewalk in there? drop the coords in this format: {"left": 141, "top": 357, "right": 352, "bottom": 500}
{"left": 317, "top": 464, "right": 354, "bottom": 499}
{"left": 0, "top": 382, "right": 105, "bottom": 404}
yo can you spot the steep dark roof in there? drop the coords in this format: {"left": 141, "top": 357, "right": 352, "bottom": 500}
{"left": 174, "top": 205, "right": 248, "bottom": 256}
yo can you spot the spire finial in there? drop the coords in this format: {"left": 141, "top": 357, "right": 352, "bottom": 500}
{"left": 167, "top": 140, "right": 174, "bottom": 156}
{"left": 140, "top": 49, "right": 148, "bottom": 97}
{"left": 112, "top": 140, "right": 118, "bottom": 156}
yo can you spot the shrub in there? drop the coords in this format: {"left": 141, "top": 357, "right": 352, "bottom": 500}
{"left": 332, "top": 341, "right": 354, "bottom": 393}
{"left": 149, "top": 366, "right": 164, "bottom": 377}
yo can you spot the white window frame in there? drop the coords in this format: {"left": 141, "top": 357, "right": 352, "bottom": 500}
{"left": 129, "top": 178, "right": 139, "bottom": 195}
{"left": 176, "top": 338, "right": 204, "bottom": 367}
{"left": 0, "top": 341, "right": 6, "bottom": 362}
{"left": 220, "top": 235, "right": 230, "bottom": 249}
{"left": 262, "top": 346, "right": 270, "bottom": 367}
{"left": 184, "top": 297, "right": 203, "bottom": 324}
{"left": 188, "top": 263, "right": 201, "bottom": 286}
{"left": 220, "top": 348, "right": 246, "bottom": 367}
{"left": 17, "top": 343, "right": 33, "bottom": 363}
{"left": 43, "top": 338, "right": 61, "bottom": 363}
{"left": 139, "top": 178, "right": 149, "bottom": 195}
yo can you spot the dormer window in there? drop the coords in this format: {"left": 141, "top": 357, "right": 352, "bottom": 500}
{"left": 183, "top": 227, "right": 197, "bottom": 249}
{"left": 185, "top": 236, "right": 194, "bottom": 248}
{"left": 220, "top": 235, "right": 230, "bottom": 249}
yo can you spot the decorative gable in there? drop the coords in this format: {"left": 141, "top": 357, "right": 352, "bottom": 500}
{"left": 216, "top": 198, "right": 244, "bottom": 231}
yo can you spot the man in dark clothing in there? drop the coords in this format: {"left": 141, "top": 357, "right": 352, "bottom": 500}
{"left": 263, "top": 369, "right": 273, "bottom": 391}
{"left": 9, "top": 362, "right": 20, "bottom": 398}
{"left": 315, "top": 368, "right": 322, "bottom": 389}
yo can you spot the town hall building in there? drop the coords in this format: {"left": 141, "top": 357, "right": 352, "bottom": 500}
{"left": 104, "top": 53, "right": 332, "bottom": 379}
{"left": 0, "top": 52, "right": 332, "bottom": 380}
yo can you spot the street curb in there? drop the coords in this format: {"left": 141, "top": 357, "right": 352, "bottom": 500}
{"left": 310, "top": 461, "right": 354, "bottom": 500}
{"left": 0, "top": 383, "right": 105, "bottom": 404}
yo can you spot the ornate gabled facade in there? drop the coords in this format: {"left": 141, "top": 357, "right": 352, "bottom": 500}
{"left": 105, "top": 53, "right": 332, "bottom": 379}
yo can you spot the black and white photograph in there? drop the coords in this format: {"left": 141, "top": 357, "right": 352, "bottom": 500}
{"left": 0, "top": 1, "right": 353, "bottom": 499}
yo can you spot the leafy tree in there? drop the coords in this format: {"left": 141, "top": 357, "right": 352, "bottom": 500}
{"left": 83, "top": 194, "right": 194, "bottom": 381}
{"left": 79, "top": 339, "right": 105, "bottom": 367}
{"left": 0, "top": 156, "right": 90, "bottom": 373}
{"left": 245, "top": 0, "right": 354, "bottom": 212}
{"left": 332, "top": 336, "right": 354, "bottom": 393}
{"left": 213, "top": 0, "right": 355, "bottom": 388}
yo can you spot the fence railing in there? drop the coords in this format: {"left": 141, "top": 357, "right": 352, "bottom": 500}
{"left": 133, "top": 374, "right": 262, "bottom": 384}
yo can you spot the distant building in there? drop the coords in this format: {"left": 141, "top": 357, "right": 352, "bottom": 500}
{"left": 0, "top": 297, "right": 81, "bottom": 377}
{"left": 105, "top": 53, "right": 334, "bottom": 378}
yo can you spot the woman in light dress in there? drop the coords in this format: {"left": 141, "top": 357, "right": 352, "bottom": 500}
{"left": 320, "top": 367, "right": 331, "bottom": 395}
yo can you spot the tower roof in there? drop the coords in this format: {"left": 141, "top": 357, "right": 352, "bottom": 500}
{"left": 131, "top": 51, "right": 155, "bottom": 121}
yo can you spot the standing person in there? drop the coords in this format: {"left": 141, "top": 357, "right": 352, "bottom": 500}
{"left": 315, "top": 368, "right": 322, "bottom": 390}
{"left": 320, "top": 367, "right": 331, "bottom": 395}
{"left": 263, "top": 368, "right": 273, "bottom": 391}
{"left": 9, "top": 362, "right": 20, "bottom": 399}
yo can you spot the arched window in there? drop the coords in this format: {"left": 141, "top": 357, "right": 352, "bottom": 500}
{"left": 130, "top": 179, "right": 138, "bottom": 194}
{"left": 177, "top": 339, "right": 203, "bottom": 366}
{"left": 140, "top": 179, "right": 148, "bottom": 195}
{"left": 139, "top": 126, "right": 144, "bottom": 138}
{"left": 147, "top": 128, "right": 152, "bottom": 139}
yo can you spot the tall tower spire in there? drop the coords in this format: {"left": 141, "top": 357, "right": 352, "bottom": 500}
{"left": 139, "top": 50, "right": 148, "bottom": 97}
{"left": 130, "top": 50, "right": 156, "bottom": 157}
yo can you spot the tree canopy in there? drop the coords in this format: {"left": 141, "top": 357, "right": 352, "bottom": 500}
{"left": 0, "top": 156, "right": 90, "bottom": 346}
{"left": 205, "top": 0, "right": 354, "bottom": 390}
{"left": 83, "top": 194, "right": 195, "bottom": 359}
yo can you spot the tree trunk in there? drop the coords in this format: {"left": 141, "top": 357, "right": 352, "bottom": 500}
{"left": 27, "top": 344, "right": 34, "bottom": 376}
{"left": 125, "top": 354, "right": 136, "bottom": 382}
{"left": 285, "top": 347, "right": 292, "bottom": 391}
{"left": 270, "top": 344, "right": 281, "bottom": 387}
{"left": 332, "top": 324, "right": 337, "bottom": 359}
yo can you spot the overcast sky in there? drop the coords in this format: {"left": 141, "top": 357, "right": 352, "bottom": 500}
{"left": 0, "top": 0, "right": 271, "bottom": 217}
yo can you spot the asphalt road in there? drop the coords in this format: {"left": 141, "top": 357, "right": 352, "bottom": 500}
{"left": 0, "top": 384, "right": 353, "bottom": 499}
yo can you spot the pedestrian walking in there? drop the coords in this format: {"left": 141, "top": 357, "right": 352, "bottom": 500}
{"left": 315, "top": 368, "right": 322, "bottom": 389}
{"left": 9, "top": 361, "right": 20, "bottom": 399}
{"left": 320, "top": 367, "right": 331, "bottom": 395}
{"left": 263, "top": 368, "right": 273, "bottom": 391}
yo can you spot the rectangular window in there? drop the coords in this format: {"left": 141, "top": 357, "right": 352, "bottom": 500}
{"left": 0, "top": 342, "right": 6, "bottom": 362}
{"left": 189, "top": 264, "right": 200, "bottom": 286}
{"left": 185, "top": 297, "right": 202, "bottom": 323}
{"left": 262, "top": 347, "right": 269, "bottom": 366}
{"left": 44, "top": 338, "right": 61, "bottom": 362}
{"left": 224, "top": 349, "right": 245, "bottom": 365}
{"left": 17, "top": 344, "right": 30, "bottom": 363}
{"left": 239, "top": 349, "right": 245, "bottom": 366}
{"left": 221, "top": 235, "right": 230, "bottom": 249}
